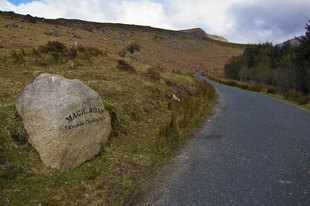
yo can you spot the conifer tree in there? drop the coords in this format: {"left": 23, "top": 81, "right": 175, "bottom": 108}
{"left": 296, "top": 20, "right": 310, "bottom": 62}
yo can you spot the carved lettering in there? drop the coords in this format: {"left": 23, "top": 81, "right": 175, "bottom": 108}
{"left": 66, "top": 115, "right": 73, "bottom": 123}
{"left": 72, "top": 112, "right": 77, "bottom": 119}
{"left": 65, "top": 121, "right": 85, "bottom": 130}
{"left": 83, "top": 108, "right": 88, "bottom": 114}
{"left": 65, "top": 117, "right": 104, "bottom": 130}
{"left": 65, "top": 107, "right": 104, "bottom": 123}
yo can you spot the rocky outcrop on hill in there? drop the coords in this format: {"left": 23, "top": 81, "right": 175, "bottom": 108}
{"left": 179, "top": 28, "right": 229, "bottom": 42}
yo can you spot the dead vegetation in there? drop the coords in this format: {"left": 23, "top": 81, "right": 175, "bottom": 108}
{"left": 203, "top": 72, "right": 310, "bottom": 106}
{"left": 116, "top": 59, "right": 136, "bottom": 73}
{"left": 144, "top": 67, "right": 162, "bottom": 81}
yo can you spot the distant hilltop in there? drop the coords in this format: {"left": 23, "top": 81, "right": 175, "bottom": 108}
{"left": 276, "top": 36, "right": 302, "bottom": 47}
{"left": 179, "top": 28, "right": 229, "bottom": 42}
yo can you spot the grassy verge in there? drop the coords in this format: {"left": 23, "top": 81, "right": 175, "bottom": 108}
{"left": 0, "top": 43, "right": 217, "bottom": 205}
{"left": 202, "top": 72, "right": 310, "bottom": 111}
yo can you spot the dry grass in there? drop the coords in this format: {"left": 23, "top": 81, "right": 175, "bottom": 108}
{"left": 155, "top": 80, "right": 216, "bottom": 155}
{"left": 284, "top": 90, "right": 310, "bottom": 105}
{"left": 0, "top": 11, "right": 244, "bottom": 74}
{"left": 0, "top": 46, "right": 216, "bottom": 205}
{"left": 204, "top": 73, "right": 264, "bottom": 92}
{"left": 203, "top": 72, "right": 310, "bottom": 106}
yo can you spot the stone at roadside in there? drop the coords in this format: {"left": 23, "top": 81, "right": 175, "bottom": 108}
{"left": 16, "top": 73, "right": 111, "bottom": 171}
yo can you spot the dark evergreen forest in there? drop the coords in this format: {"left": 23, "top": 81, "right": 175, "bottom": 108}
{"left": 224, "top": 20, "right": 310, "bottom": 94}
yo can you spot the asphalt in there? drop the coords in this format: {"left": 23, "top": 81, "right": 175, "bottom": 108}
{"left": 140, "top": 71, "right": 310, "bottom": 206}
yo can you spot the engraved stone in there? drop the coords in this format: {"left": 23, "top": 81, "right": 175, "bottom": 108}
{"left": 16, "top": 73, "right": 111, "bottom": 171}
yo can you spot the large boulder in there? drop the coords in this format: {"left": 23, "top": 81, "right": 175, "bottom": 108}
{"left": 16, "top": 73, "right": 111, "bottom": 171}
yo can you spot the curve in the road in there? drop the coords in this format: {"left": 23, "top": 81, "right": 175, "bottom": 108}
{"left": 141, "top": 71, "right": 310, "bottom": 206}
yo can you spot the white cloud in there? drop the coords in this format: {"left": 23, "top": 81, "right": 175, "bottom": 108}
{"left": 225, "top": 0, "right": 310, "bottom": 43}
{"left": 14, "top": 1, "right": 65, "bottom": 18}
{"left": 117, "top": 1, "right": 172, "bottom": 28}
{"left": 162, "top": 0, "right": 235, "bottom": 33}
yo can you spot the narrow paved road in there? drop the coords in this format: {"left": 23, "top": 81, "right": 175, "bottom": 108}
{"left": 141, "top": 71, "right": 310, "bottom": 205}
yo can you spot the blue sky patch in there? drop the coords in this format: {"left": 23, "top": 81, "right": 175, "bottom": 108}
{"left": 7, "top": 0, "right": 35, "bottom": 5}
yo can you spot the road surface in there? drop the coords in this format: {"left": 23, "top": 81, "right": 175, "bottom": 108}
{"left": 140, "top": 71, "right": 310, "bottom": 205}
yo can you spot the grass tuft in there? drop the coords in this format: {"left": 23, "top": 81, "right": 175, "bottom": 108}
{"left": 284, "top": 90, "right": 310, "bottom": 105}
{"left": 10, "top": 50, "right": 25, "bottom": 65}
{"left": 117, "top": 59, "right": 136, "bottom": 73}
{"left": 155, "top": 79, "right": 216, "bottom": 155}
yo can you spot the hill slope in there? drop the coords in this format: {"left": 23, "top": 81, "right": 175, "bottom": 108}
{"left": 0, "top": 11, "right": 244, "bottom": 74}
{"left": 0, "top": 11, "right": 245, "bottom": 205}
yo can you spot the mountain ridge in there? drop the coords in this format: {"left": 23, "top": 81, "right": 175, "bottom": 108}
{"left": 179, "top": 28, "right": 229, "bottom": 42}
{"left": 0, "top": 10, "right": 244, "bottom": 75}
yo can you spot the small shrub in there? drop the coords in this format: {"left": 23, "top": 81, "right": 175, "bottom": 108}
{"left": 68, "top": 48, "right": 78, "bottom": 58}
{"left": 144, "top": 67, "right": 162, "bottom": 81}
{"left": 39, "top": 41, "right": 66, "bottom": 53}
{"left": 125, "top": 42, "right": 141, "bottom": 54}
{"left": 116, "top": 60, "right": 135, "bottom": 73}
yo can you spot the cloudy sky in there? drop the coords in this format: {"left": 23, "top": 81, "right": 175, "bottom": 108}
{"left": 0, "top": 0, "right": 309, "bottom": 44}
